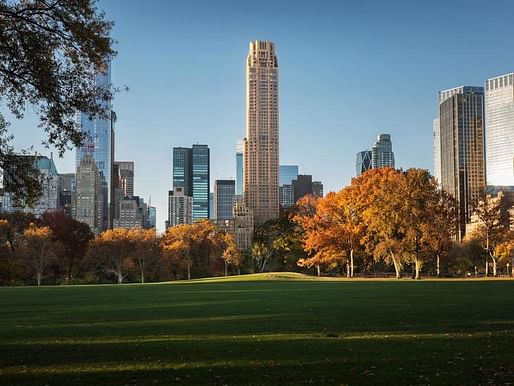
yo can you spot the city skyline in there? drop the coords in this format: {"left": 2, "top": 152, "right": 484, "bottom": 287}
{"left": 6, "top": 0, "right": 514, "bottom": 231}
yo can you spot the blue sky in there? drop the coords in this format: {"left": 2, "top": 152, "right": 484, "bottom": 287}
{"left": 8, "top": 0, "right": 514, "bottom": 231}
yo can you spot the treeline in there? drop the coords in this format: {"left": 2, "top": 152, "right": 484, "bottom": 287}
{"left": 1, "top": 167, "right": 514, "bottom": 285}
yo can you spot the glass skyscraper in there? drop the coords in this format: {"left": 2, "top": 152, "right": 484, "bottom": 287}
{"left": 486, "top": 72, "right": 514, "bottom": 186}
{"left": 75, "top": 60, "right": 114, "bottom": 230}
{"left": 437, "top": 86, "right": 485, "bottom": 239}
{"left": 279, "top": 165, "right": 299, "bottom": 186}
{"left": 173, "top": 147, "right": 193, "bottom": 197}
{"left": 371, "top": 134, "right": 395, "bottom": 169}
{"left": 192, "top": 144, "right": 210, "bottom": 221}
{"left": 214, "top": 180, "right": 235, "bottom": 220}
{"left": 355, "top": 150, "right": 372, "bottom": 176}
{"left": 236, "top": 140, "right": 243, "bottom": 196}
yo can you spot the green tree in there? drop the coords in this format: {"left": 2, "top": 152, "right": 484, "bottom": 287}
{"left": 0, "top": 0, "right": 114, "bottom": 204}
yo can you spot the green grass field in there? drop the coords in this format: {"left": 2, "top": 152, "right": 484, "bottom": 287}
{"left": 1, "top": 274, "right": 513, "bottom": 385}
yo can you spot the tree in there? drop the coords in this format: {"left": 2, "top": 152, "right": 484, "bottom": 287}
{"left": 359, "top": 168, "right": 407, "bottom": 279}
{"left": 128, "top": 228, "right": 159, "bottom": 283}
{"left": 0, "top": 0, "right": 114, "bottom": 204}
{"left": 213, "top": 232, "right": 242, "bottom": 276}
{"left": 496, "top": 236, "right": 514, "bottom": 277}
{"left": 86, "top": 228, "right": 132, "bottom": 284}
{"left": 251, "top": 241, "right": 270, "bottom": 273}
{"left": 472, "top": 192, "right": 510, "bottom": 276}
{"left": 41, "top": 210, "right": 94, "bottom": 282}
{"left": 22, "top": 224, "right": 55, "bottom": 285}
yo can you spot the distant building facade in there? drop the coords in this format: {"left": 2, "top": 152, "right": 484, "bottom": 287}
{"left": 437, "top": 86, "right": 485, "bottom": 239}
{"left": 312, "top": 181, "right": 324, "bottom": 198}
{"left": 214, "top": 180, "right": 235, "bottom": 220}
{"left": 355, "top": 150, "right": 372, "bottom": 176}
{"left": 236, "top": 140, "right": 244, "bottom": 196}
{"left": 279, "top": 185, "right": 295, "bottom": 208}
{"left": 166, "top": 187, "right": 193, "bottom": 228}
{"left": 371, "top": 134, "right": 395, "bottom": 169}
{"left": 292, "top": 175, "right": 313, "bottom": 203}
{"left": 74, "top": 155, "right": 104, "bottom": 234}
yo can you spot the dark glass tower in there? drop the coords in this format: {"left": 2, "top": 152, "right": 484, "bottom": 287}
{"left": 355, "top": 150, "right": 372, "bottom": 176}
{"left": 173, "top": 147, "right": 193, "bottom": 197}
{"left": 192, "top": 144, "right": 210, "bottom": 221}
{"left": 214, "top": 180, "right": 235, "bottom": 220}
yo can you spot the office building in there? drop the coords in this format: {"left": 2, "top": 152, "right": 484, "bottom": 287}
{"left": 433, "top": 119, "right": 442, "bottom": 183}
{"left": 214, "top": 180, "right": 235, "bottom": 220}
{"left": 292, "top": 174, "right": 313, "bottom": 203}
{"left": 113, "top": 196, "right": 146, "bottom": 229}
{"left": 75, "top": 61, "right": 116, "bottom": 228}
{"left": 244, "top": 40, "right": 279, "bottom": 225}
{"left": 437, "top": 86, "right": 485, "bottom": 239}
{"left": 371, "top": 134, "right": 395, "bottom": 169}
{"left": 58, "top": 173, "right": 75, "bottom": 216}
{"left": 74, "top": 155, "right": 104, "bottom": 234}
{"left": 279, "top": 185, "right": 295, "bottom": 208}
{"left": 166, "top": 187, "right": 193, "bottom": 228}
{"left": 312, "top": 181, "right": 324, "bottom": 198}
{"left": 236, "top": 140, "right": 244, "bottom": 196}
{"left": 147, "top": 206, "right": 157, "bottom": 228}
{"left": 485, "top": 73, "right": 514, "bottom": 186}
{"left": 172, "top": 147, "right": 192, "bottom": 197}
{"left": 356, "top": 150, "right": 372, "bottom": 176}
{"left": 280, "top": 165, "right": 299, "bottom": 186}
{"left": 115, "top": 161, "right": 134, "bottom": 197}
{"left": 2, "top": 155, "right": 59, "bottom": 216}
{"left": 233, "top": 200, "right": 254, "bottom": 251}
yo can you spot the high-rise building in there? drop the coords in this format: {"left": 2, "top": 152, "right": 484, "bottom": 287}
{"left": 485, "top": 73, "right": 514, "bottom": 186}
{"left": 355, "top": 150, "right": 372, "bottom": 176}
{"left": 244, "top": 40, "right": 279, "bottom": 225}
{"left": 437, "top": 86, "right": 485, "bottom": 239}
{"left": 279, "top": 185, "right": 295, "bottom": 208}
{"left": 292, "top": 174, "right": 313, "bottom": 203}
{"left": 166, "top": 187, "right": 193, "bottom": 228}
{"left": 236, "top": 140, "right": 244, "bottom": 196}
{"left": 75, "top": 61, "right": 115, "bottom": 229}
{"left": 74, "top": 155, "right": 104, "bottom": 234}
{"left": 115, "top": 161, "right": 134, "bottom": 197}
{"left": 192, "top": 144, "right": 210, "bottom": 221}
{"left": 233, "top": 199, "right": 254, "bottom": 251}
{"left": 371, "top": 134, "right": 395, "bottom": 169}
{"left": 433, "top": 119, "right": 442, "bottom": 183}
{"left": 280, "top": 165, "right": 299, "bottom": 186}
{"left": 58, "top": 173, "right": 75, "bottom": 216}
{"left": 312, "top": 181, "right": 324, "bottom": 198}
{"left": 2, "top": 155, "right": 59, "bottom": 216}
{"left": 113, "top": 196, "right": 146, "bottom": 229}
{"left": 172, "top": 147, "right": 192, "bottom": 197}
{"left": 214, "top": 180, "right": 235, "bottom": 220}
{"left": 147, "top": 206, "right": 157, "bottom": 228}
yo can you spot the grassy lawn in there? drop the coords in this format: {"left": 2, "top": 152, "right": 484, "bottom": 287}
{"left": 1, "top": 274, "right": 513, "bottom": 385}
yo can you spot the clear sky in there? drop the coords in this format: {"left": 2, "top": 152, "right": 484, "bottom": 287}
{"left": 8, "top": 0, "right": 514, "bottom": 231}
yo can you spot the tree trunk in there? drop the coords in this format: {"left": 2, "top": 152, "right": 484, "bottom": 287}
{"left": 224, "top": 260, "right": 228, "bottom": 276}
{"left": 141, "top": 272, "right": 145, "bottom": 284}
{"left": 436, "top": 254, "right": 440, "bottom": 277}
{"left": 485, "top": 258, "right": 489, "bottom": 276}
{"left": 117, "top": 272, "right": 123, "bottom": 284}
{"left": 237, "top": 266, "right": 241, "bottom": 275}
{"left": 511, "top": 257, "right": 514, "bottom": 277}
{"left": 350, "top": 249, "right": 354, "bottom": 278}
{"left": 414, "top": 258, "right": 421, "bottom": 280}
{"left": 390, "top": 252, "right": 401, "bottom": 279}
{"left": 492, "top": 256, "right": 497, "bottom": 277}
{"left": 316, "top": 264, "right": 320, "bottom": 277}
{"left": 346, "top": 260, "right": 350, "bottom": 278}
{"left": 187, "top": 252, "right": 191, "bottom": 280}
{"left": 37, "top": 271, "right": 42, "bottom": 286}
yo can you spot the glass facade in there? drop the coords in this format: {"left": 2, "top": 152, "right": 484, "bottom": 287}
{"left": 438, "top": 86, "right": 485, "bottom": 239}
{"left": 355, "top": 150, "right": 372, "bottom": 176}
{"left": 173, "top": 147, "right": 192, "bottom": 197}
{"left": 279, "top": 165, "right": 299, "bottom": 186}
{"left": 486, "top": 73, "right": 514, "bottom": 186}
{"left": 214, "top": 180, "right": 235, "bottom": 220}
{"left": 236, "top": 140, "right": 244, "bottom": 196}
{"left": 371, "top": 134, "right": 395, "bottom": 169}
{"left": 75, "top": 61, "right": 113, "bottom": 204}
{"left": 192, "top": 144, "right": 210, "bottom": 221}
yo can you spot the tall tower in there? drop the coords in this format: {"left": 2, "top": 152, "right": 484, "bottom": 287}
{"left": 485, "top": 73, "right": 514, "bottom": 186}
{"left": 236, "top": 140, "right": 244, "bottom": 196}
{"left": 438, "top": 86, "right": 485, "bottom": 240}
{"left": 244, "top": 40, "right": 279, "bottom": 225}
{"left": 75, "top": 60, "right": 114, "bottom": 230}
{"left": 371, "top": 134, "right": 395, "bottom": 169}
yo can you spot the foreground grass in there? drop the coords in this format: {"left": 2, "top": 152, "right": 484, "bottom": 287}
{"left": 0, "top": 276, "right": 513, "bottom": 385}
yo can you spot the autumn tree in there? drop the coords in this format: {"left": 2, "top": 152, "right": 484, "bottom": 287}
{"left": 86, "top": 228, "right": 132, "bottom": 284}
{"left": 128, "top": 228, "right": 159, "bottom": 283}
{"left": 22, "top": 224, "right": 55, "bottom": 286}
{"left": 496, "top": 236, "right": 514, "bottom": 277}
{"left": 0, "top": 0, "right": 115, "bottom": 204}
{"left": 472, "top": 192, "right": 510, "bottom": 276}
{"left": 211, "top": 231, "right": 242, "bottom": 276}
{"left": 41, "top": 211, "right": 94, "bottom": 282}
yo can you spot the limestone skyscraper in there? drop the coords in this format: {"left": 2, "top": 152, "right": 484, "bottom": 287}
{"left": 243, "top": 41, "right": 279, "bottom": 225}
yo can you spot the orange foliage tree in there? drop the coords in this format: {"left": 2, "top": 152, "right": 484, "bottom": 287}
{"left": 22, "top": 224, "right": 55, "bottom": 286}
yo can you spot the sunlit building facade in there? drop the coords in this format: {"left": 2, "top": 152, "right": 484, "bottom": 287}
{"left": 371, "top": 134, "right": 395, "bottom": 169}
{"left": 486, "top": 73, "right": 514, "bottom": 186}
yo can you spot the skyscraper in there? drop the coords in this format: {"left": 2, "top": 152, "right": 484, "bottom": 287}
{"left": 312, "top": 181, "right": 324, "bottom": 198}
{"left": 485, "top": 73, "right": 514, "bottom": 186}
{"left": 75, "top": 61, "right": 115, "bottom": 230}
{"left": 192, "top": 144, "right": 210, "bottom": 221}
{"left": 244, "top": 40, "right": 279, "bottom": 225}
{"left": 173, "top": 147, "right": 192, "bottom": 197}
{"left": 236, "top": 140, "right": 244, "bottom": 196}
{"left": 214, "top": 180, "right": 235, "bottom": 220}
{"left": 167, "top": 187, "right": 193, "bottom": 228}
{"left": 115, "top": 161, "right": 134, "bottom": 197}
{"left": 279, "top": 165, "right": 299, "bottom": 186}
{"left": 292, "top": 174, "right": 313, "bottom": 203}
{"left": 433, "top": 119, "right": 442, "bottom": 183}
{"left": 355, "top": 150, "right": 372, "bottom": 176}
{"left": 437, "top": 86, "right": 485, "bottom": 239}
{"left": 74, "top": 155, "right": 104, "bottom": 234}
{"left": 371, "top": 134, "right": 395, "bottom": 169}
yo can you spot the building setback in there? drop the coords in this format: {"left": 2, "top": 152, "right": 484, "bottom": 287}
{"left": 485, "top": 73, "right": 514, "bottom": 186}
{"left": 244, "top": 40, "right": 279, "bottom": 225}
{"left": 437, "top": 86, "right": 485, "bottom": 240}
